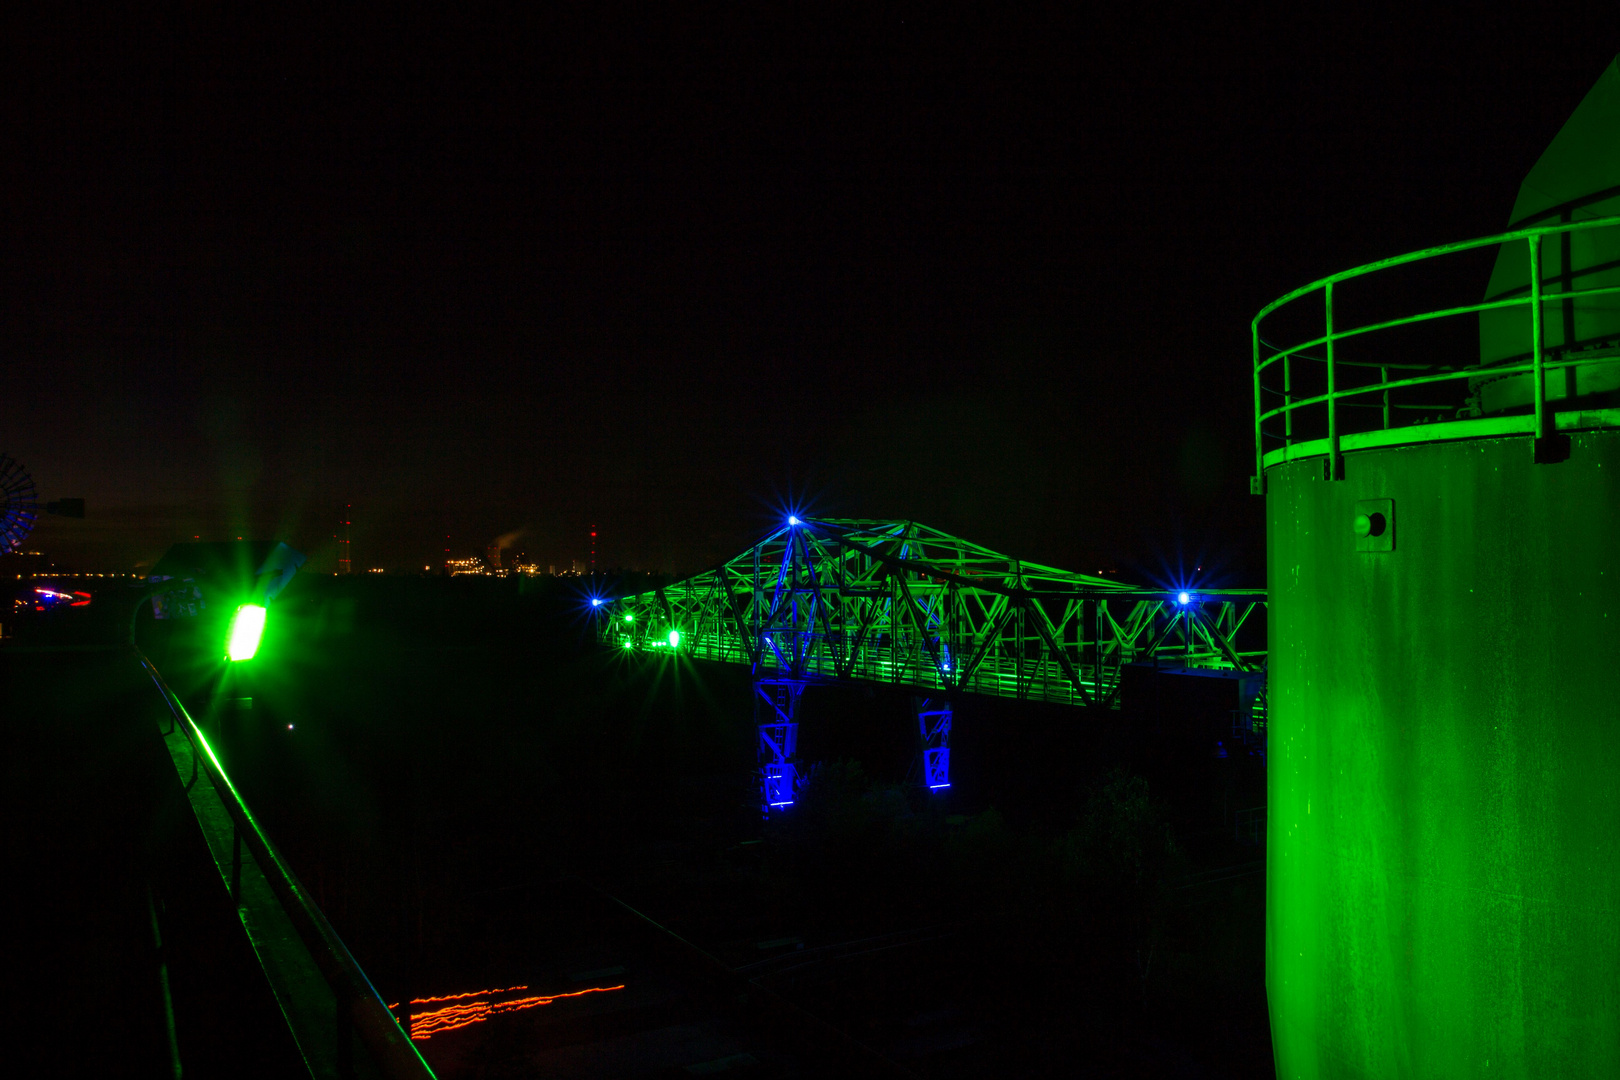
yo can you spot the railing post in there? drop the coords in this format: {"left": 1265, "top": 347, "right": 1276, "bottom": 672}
{"left": 231, "top": 824, "right": 242, "bottom": 905}
{"left": 1284, "top": 355, "right": 1293, "bottom": 441}
{"left": 1529, "top": 232, "right": 1571, "bottom": 463}
{"left": 1531, "top": 233, "right": 1545, "bottom": 432}
{"left": 1325, "top": 280, "right": 1343, "bottom": 479}
{"left": 1251, "top": 323, "right": 1265, "bottom": 495}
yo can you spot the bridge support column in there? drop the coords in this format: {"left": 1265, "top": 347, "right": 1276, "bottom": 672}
{"left": 755, "top": 678, "right": 806, "bottom": 814}
{"left": 914, "top": 696, "right": 952, "bottom": 790}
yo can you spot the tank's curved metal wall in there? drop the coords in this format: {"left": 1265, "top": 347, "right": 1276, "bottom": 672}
{"left": 1266, "top": 427, "right": 1620, "bottom": 1079}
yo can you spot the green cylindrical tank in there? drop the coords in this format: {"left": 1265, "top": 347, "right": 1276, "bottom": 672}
{"left": 1266, "top": 429, "right": 1620, "bottom": 1077}
{"left": 1262, "top": 57, "right": 1620, "bottom": 1079}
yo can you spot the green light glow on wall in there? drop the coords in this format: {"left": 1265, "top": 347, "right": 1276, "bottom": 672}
{"left": 667, "top": 629, "right": 680, "bottom": 648}
{"left": 1265, "top": 434, "right": 1620, "bottom": 1079}
{"left": 226, "top": 604, "right": 267, "bottom": 661}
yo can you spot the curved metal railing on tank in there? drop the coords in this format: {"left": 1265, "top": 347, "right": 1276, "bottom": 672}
{"left": 1252, "top": 214, "right": 1620, "bottom": 484}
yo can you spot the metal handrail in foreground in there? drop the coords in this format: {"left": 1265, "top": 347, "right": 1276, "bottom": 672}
{"left": 138, "top": 647, "right": 435, "bottom": 1080}
{"left": 1253, "top": 214, "right": 1620, "bottom": 482}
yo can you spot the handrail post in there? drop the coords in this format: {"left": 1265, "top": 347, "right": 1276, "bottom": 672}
{"left": 1529, "top": 232, "right": 1571, "bottom": 463}
{"left": 231, "top": 825, "right": 242, "bottom": 905}
{"left": 1531, "top": 233, "right": 1545, "bottom": 435}
{"left": 1326, "top": 281, "right": 1343, "bottom": 479}
{"left": 1284, "top": 356, "right": 1293, "bottom": 441}
{"left": 1251, "top": 323, "right": 1265, "bottom": 495}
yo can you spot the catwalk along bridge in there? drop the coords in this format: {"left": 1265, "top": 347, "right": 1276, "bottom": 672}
{"left": 599, "top": 518, "right": 1266, "bottom": 811}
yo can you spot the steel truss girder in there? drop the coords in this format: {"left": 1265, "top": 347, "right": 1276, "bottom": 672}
{"left": 604, "top": 519, "right": 1266, "bottom": 709}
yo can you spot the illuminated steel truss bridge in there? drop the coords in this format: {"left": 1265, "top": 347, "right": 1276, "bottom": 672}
{"left": 601, "top": 518, "right": 1266, "bottom": 813}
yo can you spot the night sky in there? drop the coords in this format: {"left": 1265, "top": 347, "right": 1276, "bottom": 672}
{"left": 7, "top": 9, "right": 1620, "bottom": 581}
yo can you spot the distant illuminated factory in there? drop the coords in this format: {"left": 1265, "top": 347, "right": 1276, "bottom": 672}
{"left": 444, "top": 555, "right": 547, "bottom": 578}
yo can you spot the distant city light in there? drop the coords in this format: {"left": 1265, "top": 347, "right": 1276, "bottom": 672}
{"left": 32, "top": 586, "right": 92, "bottom": 610}
{"left": 440, "top": 554, "right": 539, "bottom": 578}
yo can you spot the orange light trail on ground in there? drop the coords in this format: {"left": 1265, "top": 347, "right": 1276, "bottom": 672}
{"left": 390, "top": 984, "right": 528, "bottom": 1007}
{"left": 391, "top": 984, "right": 626, "bottom": 1040}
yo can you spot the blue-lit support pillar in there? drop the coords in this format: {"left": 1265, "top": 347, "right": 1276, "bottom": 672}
{"left": 755, "top": 678, "right": 806, "bottom": 814}
{"left": 914, "top": 696, "right": 952, "bottom": 790}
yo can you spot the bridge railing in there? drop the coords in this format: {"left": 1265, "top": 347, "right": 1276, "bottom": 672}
{"left": 662, "top": 620, "right": 1259, "bottom": 708}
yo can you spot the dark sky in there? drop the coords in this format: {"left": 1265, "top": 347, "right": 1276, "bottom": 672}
{"left": 6, "top": 8, "right": 1620, "bottom": 581}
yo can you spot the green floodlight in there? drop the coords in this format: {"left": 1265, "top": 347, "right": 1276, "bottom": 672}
{"left": 146, "top": 541, "right": 305, "bottom": 664}
{"left": 668, "top": 629, "right": 680, "bottom": 648}
{"left": 226, "top": 604, "right": 267, "bottom": 662}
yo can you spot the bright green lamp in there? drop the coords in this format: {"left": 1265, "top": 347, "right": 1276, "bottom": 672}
{"left": 226, "top": 604, "right": 268, "bottom": 661}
